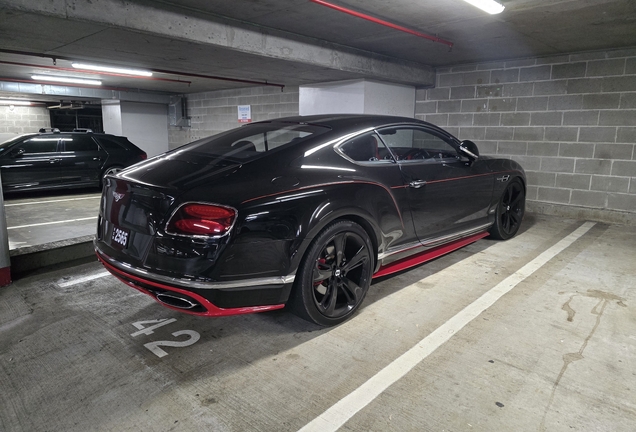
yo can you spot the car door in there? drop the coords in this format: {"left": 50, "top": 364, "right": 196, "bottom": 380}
{"left": 0, "top": 135, "right": 62, "bottom": 190}
{"left": 377, "top": 126, "right": 494, "bottom": 243}
{"left": 58, "top": 134, "right": 106, "bottom": 185}
{"left": 336, "top": 131, "right": 420, "bottom": 258}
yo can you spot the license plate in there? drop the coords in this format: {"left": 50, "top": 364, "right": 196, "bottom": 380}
{"left": 111, "top": 226, "right": 129, "bottom": 249}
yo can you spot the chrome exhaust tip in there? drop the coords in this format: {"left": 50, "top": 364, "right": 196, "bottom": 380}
{"left": 155, "top": 292, "right": 201, "bottom": 310}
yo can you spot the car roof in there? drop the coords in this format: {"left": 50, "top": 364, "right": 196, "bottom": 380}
{"left": 257, "top": 113, "right": 422, "bottom": 125}
{"left": 36, "top": 131, "right": 115, "bottom": 135}
{"left": 248, "top": 114, "right": 451, "bottom": 136}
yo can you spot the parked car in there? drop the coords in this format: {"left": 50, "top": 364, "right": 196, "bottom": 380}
{"left": 0, "top": 128, "right": 147, "bottom": 192}
{"left": 95, "top": 115, "right": 525, "bottom": 326}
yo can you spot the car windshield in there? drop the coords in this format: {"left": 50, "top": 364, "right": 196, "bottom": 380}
{"left": 179, "top": 122, "right": 330, "bottom": 162}
{"left": 0, "top": 134, "right": 34, "bottom": 154}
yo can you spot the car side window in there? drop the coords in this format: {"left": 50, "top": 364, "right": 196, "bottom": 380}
{"left": 95, "top": 136, "right": 127, "bottom": 151}
{"left": 377, "top": 127, "right": 457, "bottom": 162}
{"left": 17, "top": 137, "right": 59, "bottom": 153}
{"left": 62, "top": 135, "right": 99, "bottom": 152}
{"left": 338, "top": 132, "right": 393, "bottom": 163}
{"left": 230, "top": 129, "right": 313, "bottom": 153}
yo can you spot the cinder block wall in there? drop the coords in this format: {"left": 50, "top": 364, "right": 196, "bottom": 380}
{"left": 415, "top": 48, "right": 636, "bottom": 223}
{"left": 0, "top": 105, "right": 50, "bottom": 134}
{"left": 168, "top": 85, "right": 299, "bottom": 149}
{"left": 168, "top": 50, "right": 635, "bottom": 223}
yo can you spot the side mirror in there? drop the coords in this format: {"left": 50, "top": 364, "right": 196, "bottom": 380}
{"left": 458, "top": 140, "right": 479, "bottom": 162}
{"left": 11, "top": 148, "right": 25, "bottom": 158}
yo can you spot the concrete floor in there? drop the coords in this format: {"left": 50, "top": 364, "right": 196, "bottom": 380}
{"left": 3, "top": 188, "right": 101, "bottom": 250}
{"left": 0, "top": 215, "right": 634, "bottom": 431}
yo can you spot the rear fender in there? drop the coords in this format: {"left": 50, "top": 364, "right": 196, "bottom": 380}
{"left": 235, "top": 182, "right": 405, "bottom": 276}
{"left": 294, "top": 182, "right": 405, "bottom": 273}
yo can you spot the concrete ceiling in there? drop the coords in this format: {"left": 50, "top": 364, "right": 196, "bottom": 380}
{"left": 0, "top": 0, "right": 635, "bottom": 102}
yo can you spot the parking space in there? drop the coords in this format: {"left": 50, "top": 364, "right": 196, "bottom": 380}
{"left": 3, "top": 190, "right": 100, "bottom": 249}
{"left": 0, "top": 215, "right": 634, "bottom": 431}
{"left": 1, "top": 2, "right": 635, "bottom": 431}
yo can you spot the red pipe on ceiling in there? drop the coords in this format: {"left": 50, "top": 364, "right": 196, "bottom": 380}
{"left": 309, "top": 0, "right": 454, "bottom": 48}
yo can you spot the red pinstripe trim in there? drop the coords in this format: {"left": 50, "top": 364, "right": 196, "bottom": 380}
{"left": 390, "top": 170, "right": 517, "bottom": 189}
{"left": 241, "top": 181, "right": 357, "bottom": 204}
{"left": 425, "top": 170, "right": 513, "bottom": 185}
{"left": 242, "top": 180, "right": 405, "bottom": 227}
{"left": 97, "top": 253, "right": 285, "bottom": 317}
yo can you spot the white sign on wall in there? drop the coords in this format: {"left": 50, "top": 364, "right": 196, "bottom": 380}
{"left": 238, "top": 105, "right": 252, "bottom": 123}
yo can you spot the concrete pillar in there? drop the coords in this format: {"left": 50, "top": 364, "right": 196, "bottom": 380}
{"left": 299, "top": 80, "right": 416, "bottom": 117}
{"left": 0, "top": 174, "right": 11, "bottom": 286}
{"left": 101, "top": 100, "right": 123, "bottom": 136}
{"left": 101, "top": 100, "right": 170, "bottom": 157}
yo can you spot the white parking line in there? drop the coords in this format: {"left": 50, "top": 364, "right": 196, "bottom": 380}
{"left": 4, "top": 196, "right": 100, "bottom": 207}
{"left": 8, "top": 216, "right": 98, "bottom": 230}
{"left": 58, "top": 271, "right": 111, "bottom": 288}
{"left": 298, "top": 221, "right": 596, "bottom": 432}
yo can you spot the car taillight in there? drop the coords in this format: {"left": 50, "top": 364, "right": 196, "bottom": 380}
{"left": 167, "top": 204, "right": 236, "bottom": 236}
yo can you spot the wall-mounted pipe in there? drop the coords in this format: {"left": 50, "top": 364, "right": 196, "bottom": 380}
{"left": 0, "top": 60, "right": 192, "bottom": 86}
{"left": 309, "top": 0, "right": 454, "bottom": 48}
{"left": 149, "top": 67, "right": 284, "bottom": 90}
{"left": 0, "top": 49, "right": 285, "bottom": 90}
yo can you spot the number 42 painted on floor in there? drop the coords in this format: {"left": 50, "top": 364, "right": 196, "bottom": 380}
{"left": 130, "top": 319, "right": 200, "bottom": 358}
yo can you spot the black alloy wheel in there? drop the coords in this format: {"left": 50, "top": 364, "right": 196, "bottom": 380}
{"left": 490, "top": 178, "right": 525, "bottom": 240}
{"left": 291, "top": 220, "right": 374, "bottom": 326}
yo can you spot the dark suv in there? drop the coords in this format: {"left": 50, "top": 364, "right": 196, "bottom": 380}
{"left": 0, "top": 128, "right": 147, "bottom": 192}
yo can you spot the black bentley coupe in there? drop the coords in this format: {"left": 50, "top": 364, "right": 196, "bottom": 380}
{"left": 95, "top": 115, "right": 525, "bottom": 326}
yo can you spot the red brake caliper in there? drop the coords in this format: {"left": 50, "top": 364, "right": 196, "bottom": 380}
{"left": 314, "top": 258, "right": 327, "bottom": 286}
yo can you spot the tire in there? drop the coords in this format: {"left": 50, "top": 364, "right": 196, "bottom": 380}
{"left": 290, "top": 220, "right": 374, "bottom": 326}
{"left": 489, "top": 178, "right": 525, "bottom": 240}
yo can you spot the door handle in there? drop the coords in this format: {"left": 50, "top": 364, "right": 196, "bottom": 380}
{"left": 50, "top": 158, "right": 62, "bottom": 163}
{"left": 409, "top": 180, "right": 427, "bottom": 188}
{"left": 92, "top": 157, "right": 101, "bottom": 161}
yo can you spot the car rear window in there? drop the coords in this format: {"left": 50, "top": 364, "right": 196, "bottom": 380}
{"left": 62, "top": 135, "right": 99, "bottom": 152}
{"left": 181, "top": 123, "right": 330, "bottom": 162}
{"left": 95, "top": 136, "right": 129, "bottom": 151}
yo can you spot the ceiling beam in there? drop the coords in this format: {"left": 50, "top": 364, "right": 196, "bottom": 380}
{"left": 0, "top": 0, "right": 435, "bottom": 87}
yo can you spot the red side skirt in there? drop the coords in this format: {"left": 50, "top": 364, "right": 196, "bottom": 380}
{"left": 373, "top": 232, "right": 489, "bottom": 279}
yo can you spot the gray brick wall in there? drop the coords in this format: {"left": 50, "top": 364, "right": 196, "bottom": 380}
{"left": 417, "top": 49, "right": 636, "bottom": 216}
{"left": 0, "top": 106, "right": 50, "bottom": 134}
{"left": 168, "top": 86, "right": 299, "bottom": 149}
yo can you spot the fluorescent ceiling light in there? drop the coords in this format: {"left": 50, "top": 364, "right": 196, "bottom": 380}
{"left": 72, "top": 62, "right": 153, "bottom": 77}
{"left": 461, "top": 0, "right": 505, "bottom": 14}
{"left": 0, "top": 100, "right": 32, "bottom": 105}
{"left": 32, "top": 75, "right": 102, "bottom": 86}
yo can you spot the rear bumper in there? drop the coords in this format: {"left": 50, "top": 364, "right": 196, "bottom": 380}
{"left": 96, "top": 247, "right": 293, "bottom": 316}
